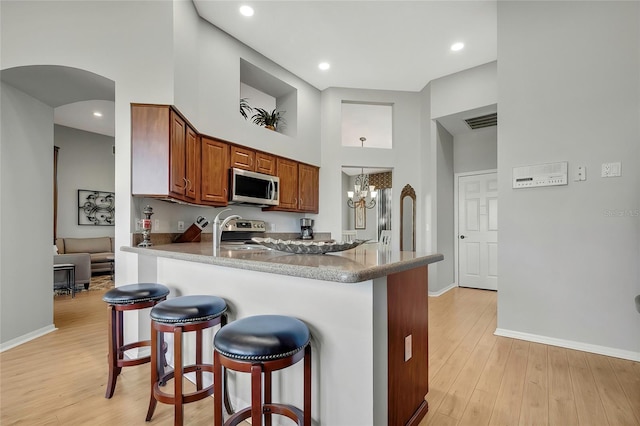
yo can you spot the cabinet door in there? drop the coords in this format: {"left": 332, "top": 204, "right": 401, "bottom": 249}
{"left": 230, "top": 146, "right": 255, "bottom": 171}
{"left": 200, "top": 137, "right": 229, "bottom": 205}
{"left": 256, "top": 152, "right": 276, "bottom": 175}
{"left": 131, "top": 104, "right": 170, "bottom": 196}
{"left": 185, "top": 126, "right": 199, "bottom": 200}
{"left": 298, "top": 164, "right": 319, "bottom": 213}
{"left": 170, "top": 110, "right": 187, "bottom": 196}
{"left": 276, "top": 158, "right": 298, "bottom": 210}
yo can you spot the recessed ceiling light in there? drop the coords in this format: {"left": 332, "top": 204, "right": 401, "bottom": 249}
{"left": 451, "top": 42, "right": 465, "bottom": 52}
{"left": 318, "top": 62, "right": 330, "bottom": 71}
{"left": 239, "top": 5, "right": 254, "bottom": 17}
{"left": 93, "top": 112, "right": 103, "bottom": 117}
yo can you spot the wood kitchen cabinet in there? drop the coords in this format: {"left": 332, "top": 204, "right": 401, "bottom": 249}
{"left": 298, "top": 163, "right": 319, "bottom": 213}
{"left": 264, "top": 159, "right": 319, "bottom": 213}
{"left": 200, "top": 136, "right": 229, "bottom": 206}
{"left": 132, "top": 103, "right": 317, "bottom": 211}
{"left": 275, "top": 157, "right": 299, "bottom": 210}
{"left": 170, "top": 110, "right": 199, "bottom": 201}
{"left": 131, "top": 104, "right": 198, "bottom": 203}
{"left": 230, "top": 145, "right": 276, "bottom": 175}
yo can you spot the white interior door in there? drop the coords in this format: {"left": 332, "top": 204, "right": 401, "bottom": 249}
{"left": 458, "top": 172, "right": 498, "bottom": 290}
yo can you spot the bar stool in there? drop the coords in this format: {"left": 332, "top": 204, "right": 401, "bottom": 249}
{"left": 146, "top": 295, "right": 228, "bottom": 425}
{"left": 102, "top": 283, "right": 170, "bottom": 399}
{"left": 213, "top": 315, "right": 312, "bottom": 426}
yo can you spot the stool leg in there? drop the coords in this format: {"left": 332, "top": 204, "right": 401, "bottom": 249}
{"left": 304, "top": 345, "right": 312, "bottom": 426}
{"left": 264, "top": 371, "right": 272, "bottom": 426}
{"left": 221, "top": 314, "right": 234, "bottom": 416}
{"left": 251, "top": 364, "right": 262, "bottom": 426}
{"left": 213, "top": 350, "right": 223, "bottom": 426}
{"left": 195, "top": 329, "right": 203, "bottom": 390}
{"left": 146, "top": 322, "right": 159, "bottom": 421}
{"left": 175, "top": 326, "right": 184, "bottom": 426}
{"left": 105, "top": 305, "right": 121, "bottom": 399}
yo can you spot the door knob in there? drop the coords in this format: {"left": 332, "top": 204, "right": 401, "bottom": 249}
{"left": 460, "top": 235, "right": 466, "bottom": 239}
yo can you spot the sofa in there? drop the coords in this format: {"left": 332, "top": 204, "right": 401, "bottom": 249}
{"left": 55, "top": 236, "right": 114, "bottom": 274}
{"left": 54, "top": 253, "right": 91, "bottom": 290}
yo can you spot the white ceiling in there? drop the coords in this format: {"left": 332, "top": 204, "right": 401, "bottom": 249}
{"left": 193, "top": 0, "right": 497, "bottom": 92}
{"left": 2, "top": 1, "right": 498, "bottom": 138}
{"left": 54, "top": 100, "right": 115, "bottom": 137}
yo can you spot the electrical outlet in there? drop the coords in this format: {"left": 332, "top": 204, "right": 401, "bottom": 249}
{"left": 574, "top": 165, "right": 586, "bottom": 182}
{"left": 135, "top": 218, "right": 141, "bottom": 231}
{"left": 154, "top": 219, "right": 160, "bottom": 229}
{"left": 404, "top": 335, "right": 412, "bottom": 362}
{"left": 178, "top": 221, "right": 185, "bottom": 231}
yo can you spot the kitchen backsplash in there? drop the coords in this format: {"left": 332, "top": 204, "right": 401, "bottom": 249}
{"left": 131, "top": 232, "right": 332, "bottom": 246}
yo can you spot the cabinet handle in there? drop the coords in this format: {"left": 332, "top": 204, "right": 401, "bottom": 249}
{"left": 183, "top": 177, "right": 188, "bottom": 188}
{"left": 186, "top": 179, "right": 192, "bottom": 190}
{"left": 250, "top": 157, "right": 253, "bottom": 166}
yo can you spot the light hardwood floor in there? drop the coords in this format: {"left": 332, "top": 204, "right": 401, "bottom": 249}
{"left": 1, "top": 287, "right": 638, "bottom": 425}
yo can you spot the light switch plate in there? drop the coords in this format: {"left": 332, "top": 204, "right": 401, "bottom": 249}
{"left": 602, "top": 162, "right": 622, "bottom": 177}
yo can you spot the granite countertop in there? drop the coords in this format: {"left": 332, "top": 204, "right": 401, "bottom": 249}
{"left": 122, "top": 242, "right": 443, "bottom": 283}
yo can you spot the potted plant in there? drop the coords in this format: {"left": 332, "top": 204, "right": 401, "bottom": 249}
{"left": 239, "top": 97, "right": 253, "bottom": 120}
{"left": 251, "top": 108, "right": 286, "bottom": 131}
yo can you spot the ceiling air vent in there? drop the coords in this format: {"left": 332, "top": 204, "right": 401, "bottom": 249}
{"left": 464, "top": 112, "right": 497, "bottom": 130}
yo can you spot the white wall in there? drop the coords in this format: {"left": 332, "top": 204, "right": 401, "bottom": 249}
{"left": 454, "top": 126, "right": 497, "bottom": 174}
{"left": 0, "top": 82, "right": 55, "bottom": 346}
{"left": 497, "top": 1, "right": 640, "bottom": 359}
{"left": 172, "top": 0, "right": 321, "bottom": 166}
{"left": 317, "top": 88, "right": 422, "bottom": 251}
{"left": 54, "top": 125, "right": 115, "bottom": 238}
{"left": 431, "top": 61, "right": 498, "bottom": 120}
{"left": 424, "top": 62, "right": 498, "bottom": 293}
{"left": 0, "top": 0, "right": 175, "bottom": 346}
{"left": 436, "top": 123, "right": 455, "bottom": 290}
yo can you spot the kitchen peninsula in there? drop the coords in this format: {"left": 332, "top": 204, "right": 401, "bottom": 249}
{"left": 122, "top": 242, "right": 443, "bottom": 425}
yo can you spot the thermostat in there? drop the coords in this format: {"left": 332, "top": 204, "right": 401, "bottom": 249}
{"left": 512, "top": 161, "right": 568, "bottom": 188}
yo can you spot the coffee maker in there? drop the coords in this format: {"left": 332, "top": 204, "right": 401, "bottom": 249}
{"left": 300, "top": 218, "right": 314, "bottom": 240}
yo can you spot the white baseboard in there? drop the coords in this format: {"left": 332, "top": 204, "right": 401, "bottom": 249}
{"left": 494, "top": 328, "right": 640, "bottom": 362}
{"left": 0, "top": 324, "right": 57, "bottom": 353}
{"left": 428, "top": 283, "right": 457, "bottom": 297}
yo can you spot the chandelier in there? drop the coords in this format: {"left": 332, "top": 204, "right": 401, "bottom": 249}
{"left": 346, "top": 137, "right": 377, "bottom": 209}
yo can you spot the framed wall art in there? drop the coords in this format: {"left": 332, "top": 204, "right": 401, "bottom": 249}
{"left": 78, "top": 189, "right": 115, "bottom": 226}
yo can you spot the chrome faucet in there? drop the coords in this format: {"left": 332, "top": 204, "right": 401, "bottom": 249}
{"left": 212, "top": 208, "right": 242, "bottom": 255}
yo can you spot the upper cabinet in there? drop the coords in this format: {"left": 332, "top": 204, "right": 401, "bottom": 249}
{"left": 264, "top": 159, "right": 318, "bottom": 213}
{"left": 275, "top": 158, "right": 299, "bottom": 210}
{"left": 298, "top": 164, "right": 319, "bottom": 213}
{"left": 200, "top": 137, "right": 229, "bottom": 206}
{"left": 230, "top": 146, "right": 276, "bottom": 176}
{"left": 132, "top": 103, "right": 317, "bottom": 211}
{"left": 170, "top": 110, "right": 199, "bottom": 201}
{"left": 132, "top": 104, "right": 198, "bottom": 203}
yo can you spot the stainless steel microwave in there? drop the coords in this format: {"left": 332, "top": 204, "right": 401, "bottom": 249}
{"left": 229, "top": 168, "right": 279, "bottom": 206}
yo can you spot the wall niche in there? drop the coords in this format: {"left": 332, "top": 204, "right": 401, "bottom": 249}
{"left": 240, "top": 59, "right": 297, "bottom": 137}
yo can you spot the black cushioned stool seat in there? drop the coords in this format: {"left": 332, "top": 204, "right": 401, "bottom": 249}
{"left": 213, "top": 315, "right": 312, "bottom": 426}
{"left": 102, "top": 283, "right": 170, "bottom": 399}
{"left": 146, "top": 295, "right": 229, "bottom": 426}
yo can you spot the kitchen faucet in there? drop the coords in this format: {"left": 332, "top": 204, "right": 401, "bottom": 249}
{"left": 212, "top": 208, "right": 242, "bottom": 255}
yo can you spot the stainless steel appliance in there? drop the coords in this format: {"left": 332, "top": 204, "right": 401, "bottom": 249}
{"left": 300, "top": 218, "right": 314, "bottom": 240}
{"left": 219, "top": 219, "right": 267, "bottom": 249}
{"left": 229, "top": 168, "right": 279, "bottom": 206}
